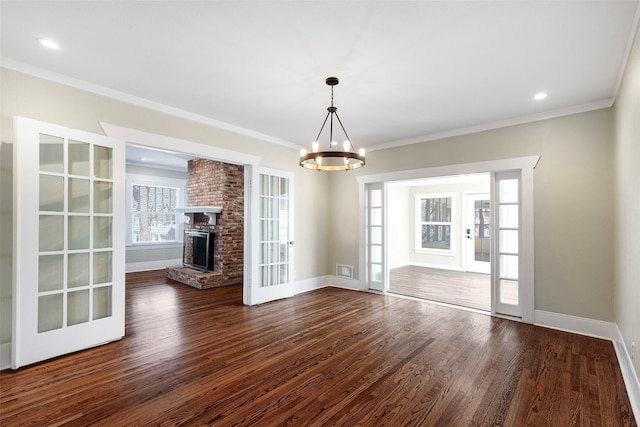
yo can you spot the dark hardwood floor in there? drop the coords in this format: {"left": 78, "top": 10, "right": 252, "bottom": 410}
{"left": 0, "top": 270, "right": 635, "bottom": 426}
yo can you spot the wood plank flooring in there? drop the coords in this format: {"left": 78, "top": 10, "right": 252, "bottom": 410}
{"left": 0, "top": 270, "right": 635, "bottom": 426}
{"left": 390, "top": 265, "right": 491, "bottom": 311}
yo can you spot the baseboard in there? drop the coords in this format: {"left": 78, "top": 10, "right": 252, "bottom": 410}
{"left": 0, "top": 342, "right": 11, "bottom": 370}
{"left": 534, "top": 309, "right": 617, "bottom": 340}
{"left": 612, "top": 325, "right": 640, "bottom": 423}
{"left": 125, "top": 259, "right": 182, "bottom": 273}
{"left": 326, "top": 276, "right": 363, "bottom": 291}
{"left": 294, "top": 275, "right": 329, "bottom": 294}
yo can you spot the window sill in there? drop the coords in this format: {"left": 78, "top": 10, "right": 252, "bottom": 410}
{"left": 414, "top": 249, "right": 456, "bottom": 257}
{"left": 126, "top": 242, "right": 183, "bottom": 251}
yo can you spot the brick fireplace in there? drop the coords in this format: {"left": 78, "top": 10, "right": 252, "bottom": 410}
{"left": 166, "top": 159, "right": 244, "bottom": 289}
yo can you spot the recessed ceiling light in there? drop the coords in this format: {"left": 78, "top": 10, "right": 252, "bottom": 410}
{"left": 38, "top": 38, "right": 60, "bottom": 50}
{"left": 534, "top": 92, "right": 548, "bottom": 101}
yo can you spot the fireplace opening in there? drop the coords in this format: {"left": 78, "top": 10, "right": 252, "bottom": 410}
{"left": 183, "top": 231, "right": 215, "bottom": 272}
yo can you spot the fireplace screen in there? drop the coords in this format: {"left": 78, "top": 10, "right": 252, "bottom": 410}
{"left": 183, "top": 231, "right": 214, "bottom": 272}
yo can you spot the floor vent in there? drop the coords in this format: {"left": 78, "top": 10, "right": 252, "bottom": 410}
{"left": 336, "top": 264, "right": 353, "bottom": 279}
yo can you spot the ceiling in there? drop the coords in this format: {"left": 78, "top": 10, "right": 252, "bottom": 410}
{"left": 2, "top": 1, "right": 639, "bottom": 153}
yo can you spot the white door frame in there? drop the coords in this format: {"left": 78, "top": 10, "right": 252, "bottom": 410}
{"left": 100, "top": 123, "right": 261, "bottom": 302}
{"left": 357, "top": 156, "right": 539, "bottom": 323}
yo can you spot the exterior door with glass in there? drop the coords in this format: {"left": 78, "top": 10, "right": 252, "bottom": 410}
{"left": 13, "top": 117, "right": 125, "bottom": 368}
{"left": 465, "top": 193, "right": 491, "bottom": 274}
{"left": 245, "top": 167, "right": 294, "bottom": 305}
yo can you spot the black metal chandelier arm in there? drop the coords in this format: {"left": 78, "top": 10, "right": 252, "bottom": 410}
{"left": 333, "top": 112, "right": 353, "bottom": 151}
{"left": 315, "top": 111, "right": 331, "bottom": 144}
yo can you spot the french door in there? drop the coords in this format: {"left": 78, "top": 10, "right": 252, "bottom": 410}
{"left": 13, "top": 117, "right": 125, "bottom": 368}
{"left": 245, "top": 167, "right": 294, "bottom": 305}
{"left": 365, "top": 183, "right": 385, "bottom": 292}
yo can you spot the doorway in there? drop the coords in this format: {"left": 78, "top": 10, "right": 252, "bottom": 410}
{"left": 385, "top": 174, "right": 491, "bottom": 311}
{"left": 104, "top": 123, "right": 295, "bottom": 306}
{"left": 358, "top": 156, "right": 538, "bottom": 322}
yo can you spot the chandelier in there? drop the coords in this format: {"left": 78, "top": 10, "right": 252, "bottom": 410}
{"left": 299, "top": 77, "right": 366, "bottom": 171}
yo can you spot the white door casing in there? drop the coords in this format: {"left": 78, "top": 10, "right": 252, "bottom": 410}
{"left": 13, "top": 117, "right": 125, "bottom": 369}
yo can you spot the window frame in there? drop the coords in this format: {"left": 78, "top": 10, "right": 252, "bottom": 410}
{"left": 125, "top": 173, "right": 186, "bottom": 246}
{"left": 414, "top": 192, "right": 456, "bottom": 255}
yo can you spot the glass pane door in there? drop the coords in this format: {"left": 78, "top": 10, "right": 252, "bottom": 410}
{"left": 366, "top": 183, "right": 385, "bottom": 292}
{"left": 246, "top": 167, "right": 294, "bottom": 305}
{"left": 493, "top": 171, "right": 522, "bottom": 317}
{"left": 13, "top": 117, "right": 124, "bottom": 368}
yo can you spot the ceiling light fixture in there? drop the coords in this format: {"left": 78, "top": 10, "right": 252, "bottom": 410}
{"left": 534, "top": 92, "right": 548, "bottom": 100}
{"left": 38, "top": 38, "right": 60, "bottom": 50}
{"left": 299, "top": 77, "right": 365, "bottom": 171}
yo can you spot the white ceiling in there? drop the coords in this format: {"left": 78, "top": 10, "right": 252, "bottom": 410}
{"left": 2, "top": 1, "right": 639, "bottom": 152}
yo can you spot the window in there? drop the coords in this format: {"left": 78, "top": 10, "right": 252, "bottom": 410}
{"left": 132, "top": 184, "right": 178, "bottom": 242}
{"left": 415, "top": 194, "right": 454, "bottom": 252}
{"left": 126, "top": 173, "right": 186, "bottom": 245}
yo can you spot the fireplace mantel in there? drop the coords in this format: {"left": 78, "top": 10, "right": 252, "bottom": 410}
{"left": 176, "top": 206, "right": 222, "bottom": 225}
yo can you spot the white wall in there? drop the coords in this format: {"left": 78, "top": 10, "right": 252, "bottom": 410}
{"left": 386, "top": 183, "right": 410, "bottom": 268}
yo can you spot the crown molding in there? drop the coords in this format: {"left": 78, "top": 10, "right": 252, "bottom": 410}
{"left": 367, "top": 98, "right": 614, "bottom": 152}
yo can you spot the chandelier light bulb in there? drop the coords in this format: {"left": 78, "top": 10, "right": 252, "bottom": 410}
{"left": 359, "top": 148, "right": 366, "bottom": 156}
{"left": 316, "top": 157, "right": 322, "bottom": 165}
{"left": 312, "top": 141, "right": 319, "bottom": 152}
{"left": 343, "top": 141, "right": 350, "bottom": 151}
{"left": 331, "top": 140, "right": 337, "bottom": 146}
{"left": 300, "top": 149, "right": 307, "bottom": 156}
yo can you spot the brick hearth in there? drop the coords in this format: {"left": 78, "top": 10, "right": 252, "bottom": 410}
{"left": 166, "top": 266, "right": 224, "bottom": 290}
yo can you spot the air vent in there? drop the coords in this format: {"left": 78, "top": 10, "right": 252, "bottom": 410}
{"left": 336, "top": 264, "right": 353, "bottom": 279}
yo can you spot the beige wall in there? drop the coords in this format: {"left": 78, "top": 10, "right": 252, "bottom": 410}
{"left": 0, "top": 68, "right": 330, "bottom": 343}
{"left": 0, "top": 59, "right": 623, "bottom": 343}
{"left": 614, "top": 25, "right": 640, "bottom": 381}
{"left": 0, "top": 142, "right": 12, "bottom": 344}
{"left": 329, "top": 108, "right": 615, "bottom": 322}
{"left": 0, "top": 68, "right": 330, "bottom": 280}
